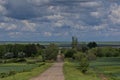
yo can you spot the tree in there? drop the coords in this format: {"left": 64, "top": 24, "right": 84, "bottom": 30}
{"left": 44, "top": 43, "right": 59, "bottom": 60}
{"left": 74, "top": 52, "right": 89, "bottom": 73}
{"left": 72, "top": 36, "right": 78, "bottom": 49}
{"left": 24, "top": 44, "right": 37, "bottom": 57}
{"left": 79, "top": 57, "right": 89, "bottom": 73}
{"left": 87, "top": 42, "right": 97, "bottom": 49}
{"left": 0, "top": 45, "right": 6, "bottom": 58}
{"left": 65, "top": 49, "right": 77, "bottom": 58}
{"left": 74, "top": 52, "right": 85, "bottom": 61}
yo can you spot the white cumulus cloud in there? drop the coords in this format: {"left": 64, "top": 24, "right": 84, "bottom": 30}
{"left": 109, "top": 3, "right": 120, "bottom": 24}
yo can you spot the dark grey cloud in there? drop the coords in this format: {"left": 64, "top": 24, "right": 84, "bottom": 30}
{"left": 0, "top": 0, "right": 120, "bottom": 41}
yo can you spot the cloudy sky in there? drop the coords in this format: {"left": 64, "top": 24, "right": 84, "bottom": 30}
{"left": 0, "top": 0, "right": 120, "bottom": 41}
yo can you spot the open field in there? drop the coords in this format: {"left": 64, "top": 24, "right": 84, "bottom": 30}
{"left": 90, "top": 57, "right": 120, "bottom": 80}
{"left": 0, "top": 63, "right": 52, "bottom": 80}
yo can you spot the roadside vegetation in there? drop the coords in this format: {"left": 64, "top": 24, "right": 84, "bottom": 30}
{"left": 0, "top": 43, "right": 58, "bottom": 79}
{"left": 0, "top": 36, "right": 119, "bottom": 80}
{"left": 0, "top": 63, "right": 52, "bottom": 80}
{"left": 63, "top": 36, "right": 120, "bottom": 80}
{"left": 64, "top": 61, "right": 100, "bottom": 80}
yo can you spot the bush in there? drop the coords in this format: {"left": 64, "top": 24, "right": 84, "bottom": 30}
{"left": 15, "top": 58, "right": 26, "bottom": 62}
{"left": 79, "top": 57, "right": 89, "bottom": 73}
{"left": 0, "top": 71, "right": 16, "bottom": 78}
{"left": 87, "top": 52, "right": 96, "bottom": 61}
{"left": 26, "top": 60, "right": 36, "bottom": 64}
{"left": 44, "top": 43, "right": 59, "bottom": 60}
{"left": 0, "top": 72, "right": 8, "bottom": 78}
{"left": 74, "top": 52, "right": 89, "bottom": 73}
{"left": 74, "top": 52, "right": 85, "bottom": 61}
{"left": 8, "top": 71, "right": 16, "bottom": 76}
{"left": 38, "top": 62, "right": 45, "bottom": 67}
{"left": 65, "top": 49, "right": 77, "bottom": 58}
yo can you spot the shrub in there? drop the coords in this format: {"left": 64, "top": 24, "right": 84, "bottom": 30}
{"left": 15, "top": 58, "right": 26, "bottom": 63}
{"left": 74, "top": 52, "right": 85, "bottom": 61}
{"left": 0, "top": 72, "right": 8, "bottom": 78}
{"left": 44, "top": 43, "right": 59, "bottom": 60}
{"left": 65, "top": 49, "right": 77, "bottom": 58}
{"left": 26, "top": 60, "right": 36, "bottom": 64}
{"left": 74, "top": 52, "right": 89, "bottom": 73}
{"left": 79, "top": 57, "right": 89, "bottom": 73}
{"left": 38, "top": 62, "right": 45, "bottom": 67}
{"left": 87, "top": 52, "right": 96, "bottom": 61}
{"left": 8, "top": 71, "right": 16, "bottom": 76}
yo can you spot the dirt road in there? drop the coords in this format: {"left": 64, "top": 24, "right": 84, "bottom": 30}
{"left": 30, "top": 62, "right": 64, "bottom": 80}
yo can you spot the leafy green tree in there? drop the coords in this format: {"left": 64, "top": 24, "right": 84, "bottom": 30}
{"left": 65, "top": 49, "right": 77, "bottom": 58}
{"left": 74, "top": 52, "right": 85, "bottom": 61}
{"left": 24, "top": 44, "right": 37, "bottom": 57}
{"left": 87, "top": 42, "right": 97, "bottom": 49}
{"left": 0, "top": 45, "right": 6, "bottom": 58}
{"left": 44, "top": 43, "right": 59, "bottom": 60}
{"left": 79, "top": 57, "right": 89, "bottom": 73}
{"left": 87, "top": 52, "right": 96, "bottom": 60}
{"left": 74, "top": 52, "right": 89, "bottom": 73}
{"left": 81, "top": 45, "right": 88, "bottom": 52}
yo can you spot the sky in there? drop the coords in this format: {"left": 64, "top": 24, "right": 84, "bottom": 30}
{"left": 0, "top": 0, "right": 120, "bottom": 41}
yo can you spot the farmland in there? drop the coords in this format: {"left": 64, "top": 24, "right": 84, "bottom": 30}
{"left": 0, "top": 63, "right": 42, "bottom": 74}
{"left": 0, "top": 63, "right": 52, "bottom": 80}
{"left": 64, "top": 57, "right": 120, "bottom": 80}
{"left": 64, "top": 61, "right": 100, "bottom": 80}
{"left": 90, "top": 57, "right": 120, "bottom": 80}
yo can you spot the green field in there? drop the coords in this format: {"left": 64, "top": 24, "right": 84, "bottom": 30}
{"left": 64, "top": 57, "right": 120, "bottom": 80}
{"left": 0, "top": 63, "right": 52, "bottom": 80}
{"left": 90, "top": 57, "right": 120, "bottom": 80}
{"left": 64, "top": 62, "right": 100, "bottom": 80}
{"left": 0, "top": 63, "right": 42, "bottom": 74}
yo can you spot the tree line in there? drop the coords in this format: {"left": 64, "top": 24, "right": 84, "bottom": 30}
{"left": 63, "top": 36, "right": 120, "bottom": 73}
{"left": 0, "top": 43, "right": 59, "bottom": 62}
{"left": 0, "top": 44, "right": 45, "bottom": 59}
